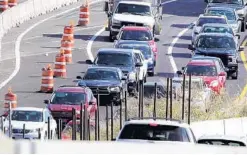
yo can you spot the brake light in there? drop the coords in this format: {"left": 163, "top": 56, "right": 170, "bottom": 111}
{"left": 149, "top": 122, "right": 158, "bottom": 127}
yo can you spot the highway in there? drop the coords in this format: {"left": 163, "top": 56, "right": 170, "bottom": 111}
{"left": 0, "top": 0, "right": 246, "bottom": 120}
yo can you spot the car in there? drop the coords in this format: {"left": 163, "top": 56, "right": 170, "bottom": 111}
{"left": 3, "top": 107, "right": 57, "bottom": 140}
{"left": 115, "top": 40, "right": 156, "bottom": 76}
{"left": 76, "top": 66, "right": 127, "bottom": 106}
{"left": 172, "top": 77, "right": 212, "bottom": 111}
{"left": 197, "top": 134, "right": 247, "bottom": 147}
{"left": 61, "top": 119, "right": 95, "bottom": 140}
{"left": 191, "top": 14, "right": 229, "bottom": 45}
{"left": 115, "top": 117, "right": 197, "bottom": 143}
{"left": 44, "top": 85, "right": 98, "bottom": 124}
{"left": 115, "top": 26, "right": 158, "bottom": 61}
{"left": 206, "top": 0, "right": 247, "bottom": 31}
{"left": 143, "top": 82, "right": 166, "bottom": 99}
{"left": 188, "top": 33, "right": 242, "bottom": 79}
{"left": 204, "top": 6, "right": 243, "bottom": 33}
{"left": 85, "top": 48, "right": 146, "bottom": 95}
{"left": 199, "top": 23, "right": 240, "bottom": 46}
{"left": 176, "top": 59, "right": 227, "bottom": 94}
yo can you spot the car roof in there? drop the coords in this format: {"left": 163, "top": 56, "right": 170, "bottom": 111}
{"left": 98, "top": 48, "right": 134, "bottom": 55}
{"left": 12, "top": 107, "right": 45, "bottom": 112}
{"left": 198, "top": 135, "right": 247, "bottom": 143}
{"left": 117, "top": 40, "right": 151, "bottom": 46}
{"left": 122, "top": 26, "right": 151, "bottom": 31}
{"left": 197, "top": 32, "right": 233, "bottom": 37}
{"left": 206, "top": 6, "right": 235, "bottom": 11}
{"left": 125, "top": 118, "right": 191, "bottom": 128}
{"left": 56, "top": 86, "right": 86, "bottom": 93}
{"left": 87, "top": 66, "right": 120, "bottom": 71}
{"left": 202, "top": 23, "right": 231, "bottom": 28}
{"left": 119, "top": 1, "right": 151, "bottom": 6}
{"left": 188, "top": 59, "right": 215, "bottom": 66}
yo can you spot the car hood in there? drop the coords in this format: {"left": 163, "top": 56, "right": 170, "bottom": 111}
{"left": 83, "top": 80, "right": 121, "bottom": 87}
{"left": 207, "top": 3, "right": 244, "bottom": 10}
{"left": 196, "top": 48, "right": 236, "bottom": 55}
{"left": 113, "top": 14, "right": 155, "bottom": 25}
{"left": 4, "top": 121, "right": 44, "bottom": 130}
{"left": 48, "top": 104, "right": 81, "bottom": 112}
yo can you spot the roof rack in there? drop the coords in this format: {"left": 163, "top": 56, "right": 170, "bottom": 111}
{"left": 127, "top": 117, "right": 183, "bottom": 123}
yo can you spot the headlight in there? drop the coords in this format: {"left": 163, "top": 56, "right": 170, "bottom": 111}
{"left": 128, "top": 72, "right": 136, "bottom": 81}
{"left": 237, "top": 9, "right": 245, "bottom": 15}
{"left": 110, "top": 87, "right": 120, "bottom": 92}
{"left": 112, "top": 19, "right": 120, "bottom": 24}
{"left": 209, "top": 80, "right": 219, "bottom": 87}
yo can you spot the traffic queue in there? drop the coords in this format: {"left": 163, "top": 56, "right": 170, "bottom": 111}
{"left": 1, "top": 0, "right": 247, "bottom": 148}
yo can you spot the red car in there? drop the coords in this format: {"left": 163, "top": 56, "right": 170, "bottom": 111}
{"left": 177, "top": 59, "right": 227, "bottom": 94}
{"left": 61, "top": 119, "right": 95, "bottom": 140}
{"left": 44, "top": 85, "right": 97, "bottom": 124}
{"left": 116, "top": 26, "right": 158, "bottom": 63}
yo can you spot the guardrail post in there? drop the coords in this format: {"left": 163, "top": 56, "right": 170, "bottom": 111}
{"left": 166, "top": 78, "right": 169, "bottom": 119}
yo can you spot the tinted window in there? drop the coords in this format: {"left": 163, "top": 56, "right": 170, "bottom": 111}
{"left": 202, "top": 26, "right": 234, "bottom": 35}
{"left": 120, "top": 30, "right": 152, "bottom": 41}
{"left": 209, "top": 0, "right": 243, "bottom": 5}
{"left": 115, "top": 3, "right": 151, "bottom": 16}
{"left": 196, "top": 36, "right": 236, "bottom": 49}
{"left": 198, "top": 139, "right": 246, "bottom": 146}
{"left": 119, "top": 124, "right": 190, "bottom": 142}
{"left": 84, "top": 69, "right": 119, "bottom": 80}
{"left": 51, "top": 92, "right": 86, "bottom": 105}
{"left": 11, "top": 111, "right": 43, "bottom": 122}
{"left": 197, "top": 17, "right": 227, "bottom": 27}
{"left": 207, "top": 10, "right": 236, "bottom": 21}
{"left": 95, "top": 53, "right": 133, "bottom": 67}
{"left": 185, "top": 65, "right": 217, "bottom": 76}
{"left": 118, "top": 44, "right": 152, "bottom": 59}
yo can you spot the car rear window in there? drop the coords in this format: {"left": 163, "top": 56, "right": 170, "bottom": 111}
{"left": 120, "top": 30, "right": 152, "bottom": 41}
{"left": 197, "top": 18, "right": 227, "bottom": 27}
{"left": 118, "top": 124, "right": 190, "bottom": 142}
{"left": 198, "top": 139, "right": 246, "bottom": 146}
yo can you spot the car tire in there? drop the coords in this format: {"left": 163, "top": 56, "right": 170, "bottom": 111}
{"left": 231, "top": 70, "right": 238, "bottom": 79}
{"left": 109, "top": 31, "right": 114, "bottom": 42}
{"left": 241, "top": 21, "right": 245, "bottom": 32}
{"left": 148, "top": 72, "right": 154, "bottom": 76}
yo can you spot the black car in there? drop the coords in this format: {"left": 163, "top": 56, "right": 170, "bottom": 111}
{"left": 188, "top": 33, "right": 243, "bottom": 79}
{"left": 76, "top": 66, "right": 127, "bottom": 105}
{"left": 85, "top": 48, "right": 143, "bottom": 96}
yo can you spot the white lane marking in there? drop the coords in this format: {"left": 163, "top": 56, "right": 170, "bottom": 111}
{"left": 0, "top": 0, "right": 103, "bottom": 90}
{"left": 167, "top": 22, "right": 195, "bottom": 76}
{"left": 2, "top": 25, "right": 103, "bottom": 45}
{"left": 86, "top": 0, "right": 177, "bottom": 61}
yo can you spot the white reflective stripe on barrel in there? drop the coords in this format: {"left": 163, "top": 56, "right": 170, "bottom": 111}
{"left": 64, "top": 54, "right": 72, "bottom": 57}
{"left": 54, "top": 69, "right": 66, "bottom": 72}
{"left": 41, "top": 84, "right": 54, "bottom": 87}
{"left": 63, "top": 33, "right": 73, "bottom": 37}
{"left": 61, "top": 47, "right": 72, "bottom": 51}
{"left": 54, "top": 62, "right": 66, "bottom": 65}
{"left": 4, "top": 100, "right": 17, "bottom": 104}
{"left": 79, "top": 12, "right": 89, "bottom": 15}
{"left": 42, "top": 76, "right": 53, "bottom": 80}
{"left": 79, "top": 18, "right": 89, "bottom": 21}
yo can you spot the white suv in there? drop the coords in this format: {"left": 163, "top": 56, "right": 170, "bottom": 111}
{"left": 115, "top": 117, "right": 197, "bottom": 143}
{"left": 132, "top": 49, "right": 148, "bottom": 82}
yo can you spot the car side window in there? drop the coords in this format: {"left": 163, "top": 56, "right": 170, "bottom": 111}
{"left": 135, "top": 53, "right": 141, "bottom": 63}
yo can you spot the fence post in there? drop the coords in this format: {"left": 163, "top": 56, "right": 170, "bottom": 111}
{"left": 80, "top": 102, "right": 83, "bottom": 140}
{"left": 48, "top": 117, "right": 51, "bottom": 140}
{"left": 153, "top": 83, "right": 157, "bottom": 119}
{"left": 83, "top": 104, "right": 86, "bottom": 140}
{"left": 110, "top": 100, "right": 114, "bottom": 140}
{"left": 141, "top": 80, "right": 144, "bottom": 118}
{"left": 166, "top": 78, "right": 169, "bottom": 119}
{"left": 182, "top": 74, "right": 186, "bottom": 121}
{"left": 138, "top": 80, "right": 141, "bottom": 118}
{"left": 106, "top": 104, "right": 109, "bottom": 141}
{"left": 169, "top": 78, "right": 173, "bottom": 119}
{"left": 8, "top": 102, "right": 12, "bottom": 138}
{"left": 88, "top": 116, "right": 91, "bottom": 140}
{"left": 120, "top": 93, "right": 123, "bottom": 130}
{"left": 72, "top": 108, "right": 76, "bottom": 140}
{"left": 188, "top": 74, "right": 191, "bottom": 125}
{"left": 0, "top": 116, "right": 3, "bottom": 132}
{"left": 97, "top": 93, "right": 100, "bottom": 141}
{"left": 22, "top": 124, "right": 25, "bottom": 139}
{"left": 124, "top": 91, "right": 128, "bottom": 121}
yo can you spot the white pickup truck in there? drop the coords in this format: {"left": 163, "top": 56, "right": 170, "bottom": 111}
{"left": 103, "top": 0, "right": 163, "bottom": 41}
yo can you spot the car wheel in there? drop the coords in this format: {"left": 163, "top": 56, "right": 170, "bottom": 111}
{"left": 109, "top": 31, "right": 114, "bottom": 42}
{"left": 148, "top": 72, "right": 154, "bottom": 76}
{"left": 231, "top": 71, "right": 238, "bottom": 79}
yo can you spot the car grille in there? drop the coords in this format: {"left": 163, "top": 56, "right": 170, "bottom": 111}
{"left": 121, "top": 22, "right": 144, "bottom": 27}
{"left": 88, "top": 86, "right": 110, "bottom": 95}
{"left": 52, "top": 111, "right": 73, "bottom": 119}
{"left": 12, "top": 128, "right": 30, "bottom": 134}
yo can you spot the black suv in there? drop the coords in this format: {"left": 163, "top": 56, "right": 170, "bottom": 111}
{"left": 76, "top": 66, "right": 127, "bottom": 105}
{"left": 85, "top": 48, "right": 143, "bottom": 96}
{"left": 188, "top": 33, "right": 243, "bottom": 79}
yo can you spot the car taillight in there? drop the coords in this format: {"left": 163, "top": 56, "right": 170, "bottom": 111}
{"left": 149, "top": 123, "right": 158, "bottom": 127}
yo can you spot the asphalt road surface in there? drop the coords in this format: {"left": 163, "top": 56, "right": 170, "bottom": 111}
{"left": 0, "top": 0, "right": 246, "bottom": 121}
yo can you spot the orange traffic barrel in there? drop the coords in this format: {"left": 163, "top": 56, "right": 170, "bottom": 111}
{"left": 4, "top": 87, "right": 17, "bottom": 114}
{"left": 62, "top": 25, "right": 74, "bottom": 41}
{"left": 40, "top": 64, "right": 54, "bottom": 93}
{"left": 0, "top": 0, "right": 8, "bottom": 12}
{"left": 61, "top": 40, "right": 73, "bottom": 63}
{"left": 8, "top": 0, "right": 17, "bottom": 7}
{"left": 78, "top": 4, "right": 89, "bottom": 26}
{"left": 54, "top": 50, "right": 66, "bottom": 78}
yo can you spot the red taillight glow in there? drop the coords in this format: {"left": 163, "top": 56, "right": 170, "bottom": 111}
{"left": 149, "top": 123, "right": 158, "bottom": 127}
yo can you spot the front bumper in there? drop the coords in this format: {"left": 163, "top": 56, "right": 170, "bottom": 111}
{"left": 94, "top": 92, "right": 121, "bottom": 105}
{"left": 9, "top": 133, "right": 40, "bottom": 140}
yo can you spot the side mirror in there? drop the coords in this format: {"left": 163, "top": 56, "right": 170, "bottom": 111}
{"left": 176, "top": 71, "right": 183, "bottom": 75}
{"left": 89, "top": 101, "right": 94, "bottom": 105}
{"left": 235, "top": 34, "right": 240, "bottom": 39}
{"left": 44, "top": 100, "right": 50, "bottom": 104}
{"left": 190, "top": 23, "right": 195, "bottom": 27}
{"left": 181, "top": 67, "right": 185, "bottom": 70}
{"left": 135, "top": 62, "right": 143, "bottom": 67}
{"left": 85, "top": 59, "right": 93, "bottom": 64}
{"left": 219, "top": 72, "right": 226, "bottom": 76}
{"left": 76, "top": 76, "right": 82, "bottom": 79}
{"left": 104, "top": 1, "right": 109, "bottom": 12}
{"left": 121, "top": 76, "right": 127, "bottom": 80}
{"left": 154, "top": 37, "right": 159, "bottom": 42}
{"left": 238, "top": 17, "right": 244, "bottom": 21}
{"left": 194, "top": 31, "right": 199, "bottom": 35}
{"left": 188, "top": 44, "right": 195, "bottom": 51}
{"left": 239, "top": 46, "right": 245, "bottom": 51}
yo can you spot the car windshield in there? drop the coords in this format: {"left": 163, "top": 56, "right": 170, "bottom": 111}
{"left": 196, "top": 36, "right": 236, "bottom": 49}
{"left": 209, "top": 0, "right": 243, "bottom": 5}
{"left": 120, "top": 30, "right": 152, "bottom": 41}
{"left": 144, "top": 85, "right": 166, "bottom": 98}
{"left": 118, "top": 44, "right": 152, "bottom": 59}
{"left": 207, "top": 10, "right": 236, "bottom": 21}
{"left": 198, "top": 139, "right": 246, "bottom": 146}
{"left": 11, "top": 111, "right": 43, "bottom": 122}
{"left": 115, "top": 3, "right": 151, "bottom": 16}
{"left": 185, "top": 65, "right": 217, "bottom": 76}
{"left": 51, "top": 92, "right": 86, "bottom": 105}
{"left": 84, "top": 69, "right": 119, "bottom": 80}
{"left": 202, "top": 26, "right": 234, "bottom": 35}
{"left": 118, "top": 124, "right": 190, "bottom": 142}
{"left": 197, "top": 17, "right": 227, "bottom": 27}
{"left": 95, "top": 53, "right": 133, "bottom": 67}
